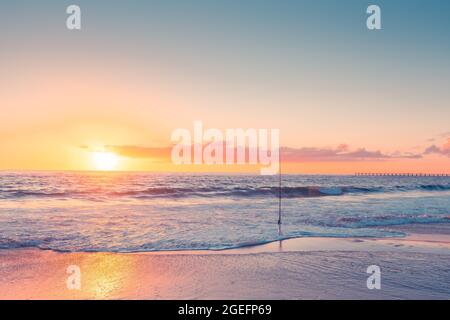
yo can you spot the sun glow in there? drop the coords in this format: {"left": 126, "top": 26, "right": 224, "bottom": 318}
{"left": 91, "top": 152, "right": 119, "bottom": 171}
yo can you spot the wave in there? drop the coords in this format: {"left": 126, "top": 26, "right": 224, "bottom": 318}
{"left": 3, "top": 215, "right": 450, "bottom": 253}
{"left": 0, "top": 237, "right": 43, "bottom": 250}
{"left": 1, "top": 183, "right": 450, "bottom": 200}
{"left": 0, "top": 227, "right": 407, "bottom": 253}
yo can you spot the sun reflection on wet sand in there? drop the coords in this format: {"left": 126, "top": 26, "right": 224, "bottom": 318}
{"left": 80, "top": 254, "right": 134, "bottom": 299}
{"left": 0, "top": 250, "right": 141, "bottom": 300}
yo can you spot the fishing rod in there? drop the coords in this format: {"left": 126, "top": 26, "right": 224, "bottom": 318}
{"left": 278, "top": 159, "right": 282, "bottom": 225}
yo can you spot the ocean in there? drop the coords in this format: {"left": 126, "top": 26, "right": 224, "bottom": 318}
{"left": 0, "top": 172, "right": 449, "bottom": 252}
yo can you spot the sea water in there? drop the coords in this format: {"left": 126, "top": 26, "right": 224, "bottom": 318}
{"left": 0, "top": 172, "right": 449, "bottom": 252}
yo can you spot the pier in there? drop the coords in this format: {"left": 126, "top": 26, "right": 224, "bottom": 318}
{"left": 355, "top": 173, "right": 450, "bottom": 177}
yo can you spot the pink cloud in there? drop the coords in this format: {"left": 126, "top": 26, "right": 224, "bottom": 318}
{"left": 424, "top": 138, "right": 450, "bottom": 157}
{"left": 281, "top": 146, "right": 422, "bottom": 162}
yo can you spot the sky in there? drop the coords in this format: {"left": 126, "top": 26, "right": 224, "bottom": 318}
{"left": 0, "top": 0, "right": 449, "bottom": 173}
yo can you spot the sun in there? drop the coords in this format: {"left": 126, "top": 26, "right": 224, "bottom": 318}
{"left": 91, "top": 152, "right": 119, "bottom": 171}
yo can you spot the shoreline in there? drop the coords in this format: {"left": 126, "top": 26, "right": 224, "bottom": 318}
{"left": 4, "top": 222, "right": 449, "bottom": 256}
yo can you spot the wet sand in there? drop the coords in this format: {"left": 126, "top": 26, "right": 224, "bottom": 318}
{"left": 0, "top": 225, "right": 449, "bottom": 300}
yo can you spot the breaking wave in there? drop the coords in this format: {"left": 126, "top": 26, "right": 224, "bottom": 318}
{"left": 2, "top": 184, "right": 450, "bottom": 200}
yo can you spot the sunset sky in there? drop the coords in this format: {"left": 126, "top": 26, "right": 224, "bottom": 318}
{"left": 1, "top": 0, "right": 449, "bottom": 173}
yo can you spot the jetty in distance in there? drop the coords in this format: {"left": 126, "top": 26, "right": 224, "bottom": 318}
{"left": 355, "top": 173, "right": 450, "bottom": 177}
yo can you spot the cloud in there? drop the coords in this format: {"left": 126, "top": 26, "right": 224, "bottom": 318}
{"left": 424, "top": 139, "right": 450, "bottom": 157}
{"left": 79, "top": 143, "right": 424, "bottom": 163}
{"left": 105, "top": 145, "right": 172, "bottom": 160}
{"left": 280, "top": 146, "right": 422, "bottom": 162}
{"left": 424, "top": 132, "right": 450, "bottom": 144}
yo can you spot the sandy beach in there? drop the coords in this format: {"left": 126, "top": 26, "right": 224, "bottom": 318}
{"left": 1, "top": 224, "right": 449, "bottom": 300}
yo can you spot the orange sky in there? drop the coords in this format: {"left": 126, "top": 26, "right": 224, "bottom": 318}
{"left": 0, "top": 67, "right": 449, "bottom": 174}
{"left": 1, "top": 2, "right": 449, "bottom": 174}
